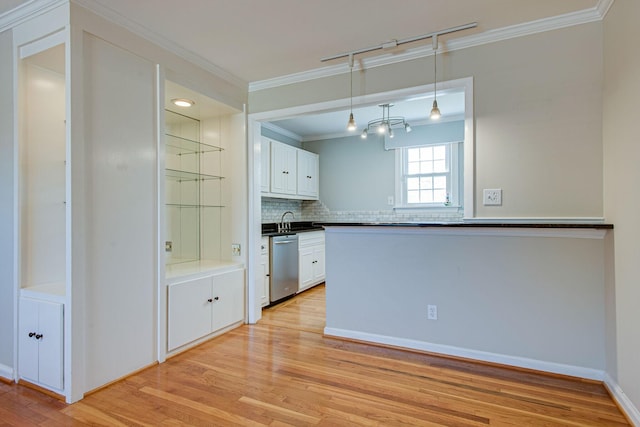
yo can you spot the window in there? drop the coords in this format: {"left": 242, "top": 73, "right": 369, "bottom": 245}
{"left": 396, "top": 142, "right": 462, "bottom": 209}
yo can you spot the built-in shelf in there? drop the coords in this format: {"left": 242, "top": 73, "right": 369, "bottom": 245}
{"left": 165, "top": 133, "right": 222, "bottom": 155}
{"left": 165, "top": 169, "right": 224, "bottom": 182}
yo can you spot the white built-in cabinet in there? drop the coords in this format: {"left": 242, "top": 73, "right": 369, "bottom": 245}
{"left": 297, "top": 150, "right": 319, "bottom": 199}
{"left": 298, "top": 231, "right": 326, "bottom": 292}
{"left": 18, "top": 297, "right": 64, "bottom": 392}
{"left": 260, "top": 237, "right": 270, "bottom": 306}
{"left": 168, "top": 268, "right": 244, "bottom": 351}
{"left": 262, "top": 137, "right": 319, "bottom": 200}
{"left": 270, "top": 140, "right": 298, "bottom": 195}
{"left": 261, "top": 138, "right": 271, "bottom": 193}
{"left": 16, "top": 25, "right": 68, "bottom": 396}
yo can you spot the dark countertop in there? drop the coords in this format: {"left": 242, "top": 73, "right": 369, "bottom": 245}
{"left": 262, "top": 221, "right": 324, "bottom": 236}
{"left": 314, "top": 222, "right": 613, "bottom": 229}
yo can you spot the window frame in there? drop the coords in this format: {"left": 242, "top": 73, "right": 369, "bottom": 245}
{"left": 394, "top": 142, "right": 462, "bottom": 211}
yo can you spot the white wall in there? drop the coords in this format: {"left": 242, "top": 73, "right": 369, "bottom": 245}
{"left": 250, "top": 23, "right": 604, "bottom": 220}
{"left": 81, "top": 33, "right": 157, "bottom": 391}
{"left": 325, "top": 227, "right": 607, "bottom": 376}
{"left": 0, "top": 29, "right": 15, "bottom": 379}
{"left": 603, "top": 0, "right": 640, "bottom": 417}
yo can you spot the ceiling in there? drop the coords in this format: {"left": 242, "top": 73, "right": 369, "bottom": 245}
{"left": 1, "top": 0, "right": 602, "bottom": 139}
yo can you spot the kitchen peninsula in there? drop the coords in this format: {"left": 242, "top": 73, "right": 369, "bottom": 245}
{"left": 320, "top": 222, "right": 613, "bottom": 381}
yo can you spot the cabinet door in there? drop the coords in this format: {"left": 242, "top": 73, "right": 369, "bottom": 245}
{"left": 168, "top": 277, "right": 212, "bottom": 351}
{"left": 261, "top": 138, "right": 270, "bottom": 193}
{"left": 18, "top": 297, "right": 63, "bottom": 391}
{"left": 299, "top": 246, "right": 314, "bottom": 291}
{"left": 312, "top": 244, "right": 326, "bottom": 283}
{"left": 37, "top": 300, "right": 63, "bottom": 390}
{"left": 270, "top": 142, "right": 297, "bottom": 195}
{"left": 259, "top": 253, "right": 270, "bottom": 307}
{"left": 211, "top": 269, "right": 245, "bottom": 332}
{"left": 297, "top": 150, "right": 319, "bottom": 199}
{"left": 18, "top": 298, "right": 40, "bottom": 384}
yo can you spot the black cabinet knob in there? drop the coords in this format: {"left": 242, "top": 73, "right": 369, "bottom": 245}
{"left": 35, "top": 334, "right": 43, "bottom": 340}
{"left": 28, "top": 332, "right": 35, "bottom": 338}
{"left": 207, "top": 298, "right": 213, "bottom": 303}
{"left": 214, "top": 296, "right": 219, "bottom": 301}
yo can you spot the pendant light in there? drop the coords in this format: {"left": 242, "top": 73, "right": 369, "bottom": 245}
{"left": 430, "top": 36, "right": 441, "bottom": 120}
{"left": 346, "top": 54, "right": 357, "bottom": 131}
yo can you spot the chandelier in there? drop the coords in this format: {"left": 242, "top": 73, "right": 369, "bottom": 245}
{"left": 361, "top": 104, "right": 412, "bottom": 139}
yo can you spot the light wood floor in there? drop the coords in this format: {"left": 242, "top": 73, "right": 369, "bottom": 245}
{"left": 1, "top": 284, "right": 630, "bottom": 426}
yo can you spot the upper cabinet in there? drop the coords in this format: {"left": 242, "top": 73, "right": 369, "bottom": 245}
{"left": 262, "top": 138, "right": 319, "bottom": 200}
{"left": 270, "top": 140, "right": 298, "bottom": 195}
{"left": 297, "top": 150, "right": 319, "bottom": 199}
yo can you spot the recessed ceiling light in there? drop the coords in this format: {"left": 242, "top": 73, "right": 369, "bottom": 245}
{"left": 171, "top": 98, "right": 195, "bottom": 107}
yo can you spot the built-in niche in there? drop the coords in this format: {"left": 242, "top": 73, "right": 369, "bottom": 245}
{"left": 19, "top": 42, "right": 66, "bottom": 295}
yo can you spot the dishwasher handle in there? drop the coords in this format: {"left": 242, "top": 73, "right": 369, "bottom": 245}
{"left": 274, "top": 240, "right": 295, "bottom": 245}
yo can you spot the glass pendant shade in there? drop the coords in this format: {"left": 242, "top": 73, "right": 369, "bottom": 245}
{"left": 430, "top": 100, "right": 441, "bottom": 120}
{"left": 347, "top": 112, "right": 357, "bottom": 131}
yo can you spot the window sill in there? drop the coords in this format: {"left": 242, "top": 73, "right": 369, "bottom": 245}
{"left": 393, "top": 205, "right": 462, "bottom": 214}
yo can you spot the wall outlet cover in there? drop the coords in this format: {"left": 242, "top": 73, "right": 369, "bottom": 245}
{"left": 483, "top": 189, "right": 502, "bottom": 206}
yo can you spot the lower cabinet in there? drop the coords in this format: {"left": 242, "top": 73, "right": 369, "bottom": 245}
{"left": 298, "top": 231, "right": 325, "bottom": 293}
{"left": 260, "top": 237, "right": 270, "bottom": 307}
{"left": 168, "top": 268, "right": 244, "bottom": 351}
{"left": 18, "top": 297, "right": 64, "bottom": 392}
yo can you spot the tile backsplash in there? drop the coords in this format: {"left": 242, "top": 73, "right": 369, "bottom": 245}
{"left": 261, "top": 198, "right": 463, "bottom": 223}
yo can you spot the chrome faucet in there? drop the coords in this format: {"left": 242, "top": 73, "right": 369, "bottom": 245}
{"left": 279, "top": 211, "right": 294, "bottom": 232}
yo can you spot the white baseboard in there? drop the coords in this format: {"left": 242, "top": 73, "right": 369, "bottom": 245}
{"left": 0, "top": 363, "right": 14, "bottom": 382}
{"left": 604, "top": 373, "right": 640, "bottom": 426}
{"left": 324, "top": 327, "right": 605, "bottom": 380}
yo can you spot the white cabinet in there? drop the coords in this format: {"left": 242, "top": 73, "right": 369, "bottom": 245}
{"left": 297, "top": 149, "right": 319, "bottom": 198}
{"left": 298, "top": 231, "right": 326, "bottom": 293}
{"left": 18, "top": 297, "right": 64, "bottom": 392}
{"left": 168, "top": 268, "right": 244, "bottom": 351}
{"left": 261, "top": 138, "right": 319, "bottom": 200}
{"left": 270, "top": 140, "right": 297, "bottom": 195}
{"left": 260, "top": 138, "right": 271, "bottom": 193}
{"left": 260, "top": 237, "right": 270, "bottom": 307}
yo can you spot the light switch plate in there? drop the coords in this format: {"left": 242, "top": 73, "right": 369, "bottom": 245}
{"left": 483, "top": 189, "right": 502, "bottom": 206}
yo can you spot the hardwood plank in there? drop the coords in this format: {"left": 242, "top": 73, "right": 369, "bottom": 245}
{"left": 1, "top": 283, "right": 630, "bottom": 426}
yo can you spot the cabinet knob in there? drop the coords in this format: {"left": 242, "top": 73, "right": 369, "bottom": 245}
{"left": 28, "top": 332, "right": 36, "bottom": 338}
{"left": 214, "top": 296, "right": 220, "bottom": 301}
{"left": 207, "top": 298, "right": 213, "bottom": 303}
{"left": 35, "top": 334, "right": 43, "bottom": 340}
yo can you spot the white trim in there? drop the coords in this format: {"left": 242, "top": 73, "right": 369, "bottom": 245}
{"left": 603, "top": 373, "right": 640, "bottom": 426}
{"left": 0, "top": 0, "right": 66, "bottom": 33}
{"left": 0, "top": 363, "right": 13, "bottom": 382}
{"left": 249, "top": 0, "right": 611, "bottom": 92}
{"left": 324, "top": 327, "right": 605, "bottom": 381}
{"left": 597, "top": 0, "right": 616, "bottom": 19}
{"left": 323, "top": 225, "right": 608, "bottom": 240}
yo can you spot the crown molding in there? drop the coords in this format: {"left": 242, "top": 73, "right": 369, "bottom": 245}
{"left": 0, "top": 0, "right": 66, "bottom": 33}
{"left": 249, "top": 0, "right": 612, "bottom": 92}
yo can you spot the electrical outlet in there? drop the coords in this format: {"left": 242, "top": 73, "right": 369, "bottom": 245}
{"left": 231, "top": 243, "right": 241, "bottom": 256}
{"left": 427, "top": 304, "right": 438, "bottom": 320}
{"left": 483, "top": 189, "right": 502, "bottom": 206}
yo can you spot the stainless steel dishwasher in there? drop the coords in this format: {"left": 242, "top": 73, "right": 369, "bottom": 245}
{"left": 270, "top": 234, "right": 299, "bottom": 304}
